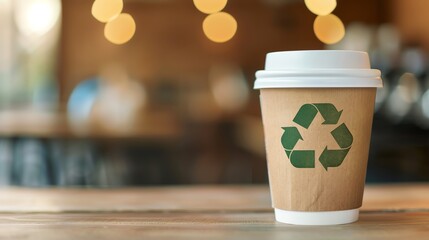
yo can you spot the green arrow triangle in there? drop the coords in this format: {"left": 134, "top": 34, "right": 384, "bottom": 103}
{"left": 281, "top": 127, "right": 303, "bottom": 150}
{"left": 319, "top": 147, "right": 350, "bottom": 171}
{"left": 331, "top": 123, "right": 353, "bottom": 149}
{"left": 293, "top": 104, "right": 318, "bottom": 129}
{"left": 314, "top": 103, "right": 343, "bottom": 125}
{"left": 290, "top": 150, "right": 315, "bottom": 168}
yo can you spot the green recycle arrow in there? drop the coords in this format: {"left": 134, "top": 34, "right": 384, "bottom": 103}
{"left": 281, "top": 127, "right": 315, "bottom": 168}
{"left": 281, "top": 127, "right": 302, "bottom": 152}
{"left": 320, "top": 123, "right": 353, "bottom": 170}
{"left": 293, "top": 103, "right": 343, "bottom": 129}
{"left": 281, "top": 103, "right": 353, "bottom": 171}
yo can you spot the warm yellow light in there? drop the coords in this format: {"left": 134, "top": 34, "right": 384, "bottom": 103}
{"left": 104, "top": 13, "right": 136, "bottom": 45}
{"left": 305, "top": 0, "right": 337, "bottom": 16}
{"left": 193, "top": 0, "right": 228, "bottom": 14}
{"left": 203, "top": 12, "right": 237, "bottom": 43}
{"left": 313, "top": 14, "right": 345, "bottom": 45}
{"left": 14, "top": 0, "right": 61, "bottom": 37}
{"left": 92, "top": 0, "right": 123, "bottom": 23}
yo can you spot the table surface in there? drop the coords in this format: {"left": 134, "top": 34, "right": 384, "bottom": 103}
{"left": 0, "top": 184, "right": 428, "bottom": 239}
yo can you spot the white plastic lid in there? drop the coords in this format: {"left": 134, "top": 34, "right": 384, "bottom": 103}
{"left": 274, "top": 208, "right": 359, "bottom": 225}
{"left": 254, "top": 50, "right": 383, "bottom": 89}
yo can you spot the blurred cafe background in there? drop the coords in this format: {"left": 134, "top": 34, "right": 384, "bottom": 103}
{"left": 0, "top": 0, "right": 428, "bottom": 187}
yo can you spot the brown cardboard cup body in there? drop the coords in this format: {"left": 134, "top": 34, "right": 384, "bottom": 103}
{"left": 260, "top": 88, "right": 376, "bottom": 211}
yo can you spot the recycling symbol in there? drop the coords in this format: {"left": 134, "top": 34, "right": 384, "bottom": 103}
{"left": 281, "top": 103, "right": 353, "bottom": 171}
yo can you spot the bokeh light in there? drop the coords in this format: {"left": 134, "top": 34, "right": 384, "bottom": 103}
{"left": 385, "top": 73, "right": 421, "bottom": 122}
{"left": 375, "top": 80, "right": 389, "bottom": 112}
{"left": 421, "top": 90, "right": 429, "bottom": 119}
{"left": 14, "top": 0, "right": 61, "bottom": 37}
{"left": 92, "top": 0, "right": 123, "bottom": 23}
{"left": 203, "top": 12, "right": 237, "bottom": 43}
{"left": 209, "top": 65, "right": 249, "bottom": 112}
{"left": 305, "top": 0, "right": 336, "bottom": 16}
{"left": 313, "top": 14, "right": 345, "bottom": 44}
{"left": 193, "top": 0, "right": 228, "bottom": 14}
{"left": 104, "top": 13, "right": 136, "bottom": 45}
{"left": 67, "top": 78, "right": 100, "bottom": 133}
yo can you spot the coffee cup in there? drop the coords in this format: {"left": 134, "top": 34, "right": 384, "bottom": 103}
{"left": 255, "top": 50, "right": 383, "bottom": 225}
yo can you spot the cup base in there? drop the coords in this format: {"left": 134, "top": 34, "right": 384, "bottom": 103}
{"left": 274, "top": 208, "right": 359, "bottom": 225}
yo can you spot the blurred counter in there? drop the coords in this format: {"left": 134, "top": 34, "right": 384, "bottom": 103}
{"left": 0, "top": 108, "right": 181, "bottom": 139}
{"left": 0, "top": 184, "right": 428, "bottom": 239}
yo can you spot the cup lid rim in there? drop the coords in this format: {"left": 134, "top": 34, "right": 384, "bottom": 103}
{"left": 255, "top": 69, "right": 382, "bottom": 89}
{"left": 255, "top": 50, "right": 383, "bottom": 89}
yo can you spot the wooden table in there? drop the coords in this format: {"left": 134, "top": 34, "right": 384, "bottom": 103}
{"left": 0, "top": 184, "right": 428, "bottom": 239}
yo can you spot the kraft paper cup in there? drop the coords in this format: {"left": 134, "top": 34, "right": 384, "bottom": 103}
{"left": 254, "top": 50, "right": 383, "bottom": 225}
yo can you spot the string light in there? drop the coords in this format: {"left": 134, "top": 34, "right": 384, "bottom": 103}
{"left": 91, "top": 0, "right": 136, "bottom": 45}
{"left": 104, "top": 13, "right": 136, "bottom": 45}
{"left": 91, "top": 0, "right": 123, "bottom": 23}
{"left": 303, "top": 0, "right": 345, "bottom": 45}
{"left": 305, "top": 0, "right": 337, "bottom": 16}
{"left": 193, "top": 0, "right": 228, "bottom": 14}
{"left": 313, "top": 14, "right": 345, "bottom": 44}
{"left": 203, "top": 12, "right": 237, "bottom": 43}
{"left": 193, "top": 0, "right": 237, "bottom": 43}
